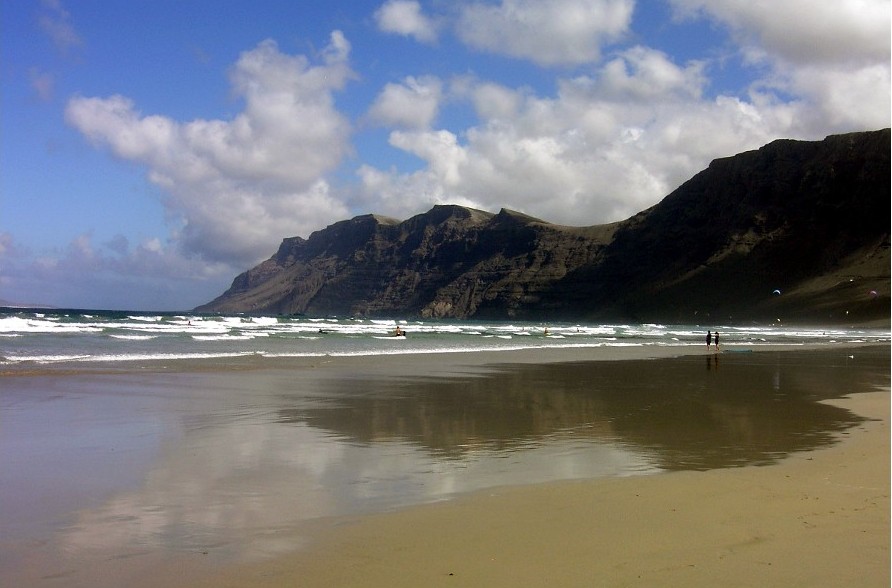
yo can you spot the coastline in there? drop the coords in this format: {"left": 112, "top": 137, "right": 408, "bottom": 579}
{"left": 2, "top": 340, "right": 886, "bottom": 378}
{"left": 183, "top": 385, "right": 891, "bottom": 588}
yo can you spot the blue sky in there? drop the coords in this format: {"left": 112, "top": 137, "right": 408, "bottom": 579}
{"left": 2, "top": 0, "right": 889, "bottom": 310}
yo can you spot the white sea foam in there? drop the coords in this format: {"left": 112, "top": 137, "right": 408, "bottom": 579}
{"left": 192, "top": 334, "right": 256, "bottom": 341}
{"left": 2, "top": 309, "right": 888, "bottom": 366}
{"left": 0, "top": 316, "right": 101, "bottom": 333}
{"left": 6, "top": 354, "right": 93, "bottom": 363}
{"left": 4, "top": 351, "right": 259, "bottom": 364}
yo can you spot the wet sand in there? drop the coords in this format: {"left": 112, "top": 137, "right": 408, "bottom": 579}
{"left": 2, "top": 344, "right": 889, "bottom": 587}
{"left": 192, "top": 390, "right": 888, "bottom": 588}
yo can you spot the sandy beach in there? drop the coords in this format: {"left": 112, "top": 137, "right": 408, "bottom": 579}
{"left": 190, "top": 389, "right": 888, "bottom": 588}
{"left": 183, "top": 346, "right": 890, "bottom": 588}
{"left": 2, "top": 343, "right": 888, "bottom": 587}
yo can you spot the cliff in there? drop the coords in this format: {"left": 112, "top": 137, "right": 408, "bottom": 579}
{"left": 197, "top": 129, "right": 890, "bottom": 325}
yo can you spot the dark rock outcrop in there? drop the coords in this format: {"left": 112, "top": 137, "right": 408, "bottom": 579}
{"left": 197, "top": 129, "right": 890, "bottom": 324}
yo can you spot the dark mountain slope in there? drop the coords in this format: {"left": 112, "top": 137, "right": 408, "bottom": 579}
{"left": 197, "top": 129, "right": 890, "bottom": 325}
{"left": 549, "top": 129, "right": 889, "bottom": 323}
{"left": 199, "top": 205, "right": 616, "bottom": 317}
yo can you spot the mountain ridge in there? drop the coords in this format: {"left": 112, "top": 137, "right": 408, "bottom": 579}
{"left": 197, "top": 129, "right": 890, "bottom": 325}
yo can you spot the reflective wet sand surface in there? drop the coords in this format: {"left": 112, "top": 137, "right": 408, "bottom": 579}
{"left": 1, "top": 345, "right": 888, "bottom": 586}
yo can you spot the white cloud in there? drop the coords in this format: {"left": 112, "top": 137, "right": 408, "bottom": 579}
{"left": 375, "top": 0, "right": 439, "bottom": 43}
{"left": 66, "top": 33, "right": 355, "bottom": 267}
{"left": 356, "top": 45, "right": 804, "bottom": 225}
{"left": 357, "top": 1, "right": 889, "bottom": 226}
{"left": 367, "top": 75, "right": 444, "bottom": 129}
{"left": 390, "top": 129, "right": 469, "bottom": 186}
{"left": 469, "top": 82, "right": 525, "bottom": 121}
{"left": 780, "top": 62, "right": 891, "bottom": 131}
{"left": 595, "top": 46, "right": 706, "bottom": 100}
{"left": 38, "top": 0, "right": 83, "bottom": 52}
{"left": 456, "top": 0, "right": 635, "bottom": 65}
{"left": 667, "top": 0, "right": 891, "bottom": 135}
{"left": 669, "top": 0, "right": 891, "bottom": 66}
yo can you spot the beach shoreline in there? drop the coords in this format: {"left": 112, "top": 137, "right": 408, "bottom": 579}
{"left": 2, "top": 343, "right": 888, "bottom": 588}
{"left": 2, "top": 340, "right": 886, "bottom": 378}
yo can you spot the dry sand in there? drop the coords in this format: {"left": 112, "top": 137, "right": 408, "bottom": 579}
{"left": 179, "top": 363, "right": 890, "bottom": 588}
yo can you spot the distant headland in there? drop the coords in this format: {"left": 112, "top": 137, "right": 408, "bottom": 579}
{"left": 197, "top": 129, "right": 890, "bottom": 326}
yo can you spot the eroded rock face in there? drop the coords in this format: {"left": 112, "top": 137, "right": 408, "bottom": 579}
{"left": 197, "top": 129, "right": 890, "bottom": 324}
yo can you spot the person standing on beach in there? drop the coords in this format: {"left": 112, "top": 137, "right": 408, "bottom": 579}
{"left": 706, "top": 330, "right": 712, "bottom": 350}
{"left": 714, "top": 331, "right": 720, "bottom": 351}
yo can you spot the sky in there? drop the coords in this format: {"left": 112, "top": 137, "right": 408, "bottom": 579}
{"left": 1, "top": 0, "right": 889, "bottom": 311}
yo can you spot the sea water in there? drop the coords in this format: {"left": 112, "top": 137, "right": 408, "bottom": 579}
{"left": 1, "top": 308, "right": 887, "bottom": 366}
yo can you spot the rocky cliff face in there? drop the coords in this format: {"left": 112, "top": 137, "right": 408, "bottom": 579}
{"left": 197, "top": 129, "right": 890, "bottom": 324}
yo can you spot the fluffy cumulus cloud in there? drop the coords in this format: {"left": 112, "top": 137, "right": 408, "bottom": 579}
{"left": 65, "top": 33, "right": 355, "bottom": 267}
{"left": 367, "top": 75, "right": 444, "bottom": 129}
{"left": 357, "top": 45, "right": 778, "bottom": 223}
{"left": 356, "top": 0, "right": 890, "bottom": 225}
{"left": 456, "top": 0, "right": 635, "bottom": 65}
{"left": 668, "top": 0, "right": 890, "bottom": 66}
{"left": 667, "top": 0, "right": 891, "bottom": 130}
{"left": 374, "top": 0, "right": 439, "bottom": 43}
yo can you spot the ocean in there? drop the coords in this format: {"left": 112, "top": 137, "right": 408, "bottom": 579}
{"left": 1, "top": 308, "right": 888, "bottom": 366}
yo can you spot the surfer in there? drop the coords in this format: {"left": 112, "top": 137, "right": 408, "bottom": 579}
{"left": 394, "top": 326, "right": 404, "bottom": 337}
{"left": 706, "top": 330, "right": 712, "bottom": 350}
